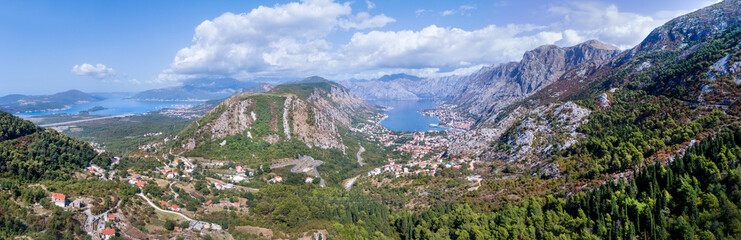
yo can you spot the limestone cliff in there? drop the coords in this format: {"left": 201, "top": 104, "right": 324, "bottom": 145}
{"left": 175, "top": 78, "right": 379, "bottom": 153}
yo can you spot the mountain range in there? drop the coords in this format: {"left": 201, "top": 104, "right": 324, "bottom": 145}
{"left": 129, "top": 78, "right": 261, "bottom": 101}
{"left": 0, "top": 89, "right": 104, "bottom": 113}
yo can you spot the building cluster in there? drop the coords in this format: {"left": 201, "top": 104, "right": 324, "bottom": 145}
{"left": 394, "top": 132, "right": 449, "bottom": 159}
{"left": 158, "top": 105, "right": 206, "bottom": 119}
{"left": 127, "top": 176, "right": 147, "bottom": 187}
{"left": 369, "top": 155, "right": 478, "bottom": 178}
{"left": 420, "top": 104, "right": 476, "bottom": 131}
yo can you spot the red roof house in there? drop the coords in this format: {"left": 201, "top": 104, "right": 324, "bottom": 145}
{"left": 101, "top": 227, "right": 116, "bottom": 239}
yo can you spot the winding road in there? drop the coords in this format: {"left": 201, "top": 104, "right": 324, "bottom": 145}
{"left": 357, "top": 145, "right": 365, "bottom": 166}
{"left": 137, "top": 192, "right": 194, "bottom": 222}
{"left": 272, "top": 156, "right": 326, "bottom": 187}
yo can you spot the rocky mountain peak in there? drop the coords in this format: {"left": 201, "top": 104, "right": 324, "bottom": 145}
{"left": 451, "top": 40, "right": 620, "bottom": 117}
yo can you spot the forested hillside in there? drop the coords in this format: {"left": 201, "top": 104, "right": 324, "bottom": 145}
{"left": 0, "top": 110, "right": 107, "bottom": 181}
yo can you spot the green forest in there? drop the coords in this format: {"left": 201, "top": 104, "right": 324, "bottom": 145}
{"left": 0, "top": 111, "right": 107, "bottom": 181}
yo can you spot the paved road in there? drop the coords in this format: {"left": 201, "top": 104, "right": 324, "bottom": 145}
{"left": 357, "top": 145, "right": 365, "bottom": 166}
{"left": 39, "top": 114, "right": 136, "bottom": 127}
{"left": 272, "top": 156, "right": 326, "bottom": 187}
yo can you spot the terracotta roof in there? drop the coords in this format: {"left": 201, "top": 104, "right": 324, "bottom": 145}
{"left": 101, "top": 227, "right": 115, "bottom": 235}
{"left": 205, "top": 200, "right": 212, "bottom": 206}
{"left": 107, "top": 214, "right": 116, "bottom": 220}
{"left": 51, "top": 193, "right": 65, "bottom": 200}
{"left": 160, "top": 200, "right": 167, "bottom": 205}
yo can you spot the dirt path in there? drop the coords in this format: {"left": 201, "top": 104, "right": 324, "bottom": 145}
{"left": 344, "top": 175, "right": 359, "bottom": 190}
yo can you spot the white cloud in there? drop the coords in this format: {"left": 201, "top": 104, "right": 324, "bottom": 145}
{"left": 547, "top": 2, "right": 696, "bottom": 49}
{"left": 339, "top": 24, "right": 562, "bottom": 72}
{"left": 339, "top": 12, "right": 395, "bottom": 29}
{"left": 365, "top": 0, "right": 374, "bottom": 10}
{"left": 71, "top": 63, "right": 117, "bottom": 79}
{"left": 157, "top": 0, "right": 720, "bottom": 83}
{"left": 157, "top": 0, "right": 392, "bottom": 83}
{"left": 441, "top": 5, "right": 476, "bottom": 17}
{"left": 460, "top": 5, "right": 475, "bottom": 10}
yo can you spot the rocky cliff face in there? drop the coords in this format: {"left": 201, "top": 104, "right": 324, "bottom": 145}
{"left": 451, "top": 40, "right": 620, "bottom": 118}
{"left": 176, "top": 79, "right": 378, "bottom": 153}
{"left": 450, "top": 0, "right": 741, "bottom": 167}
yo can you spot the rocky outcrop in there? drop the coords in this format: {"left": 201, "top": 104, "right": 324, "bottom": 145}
{"left": 449, "top": 102, "right": 590, "bottom": 158}
{"left": 176, "top": 79, "right": 378, "bottom": 153}
{"left": 450, "top": 40, "right": 620, "bottom": 118}
{"left": 451, "top": 0, "right": 741, "bottom": 165}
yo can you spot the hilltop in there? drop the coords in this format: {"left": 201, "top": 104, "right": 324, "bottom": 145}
{"left": 171, "top": 77, "right": 382, "bottom": 184}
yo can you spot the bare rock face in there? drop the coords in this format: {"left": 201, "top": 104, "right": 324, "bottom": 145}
{"left": 177, "top": 79, "right": 377, "bottom": 153}
{"left": 449, "top": 102, "right": 590, "bottom": 160}
{"left": 451, "top": 40, "right": 620, "bottom": 118}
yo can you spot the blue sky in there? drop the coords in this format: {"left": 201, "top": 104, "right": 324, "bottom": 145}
{"left": 0, "top": 0, "right": 721, "bottom": 95}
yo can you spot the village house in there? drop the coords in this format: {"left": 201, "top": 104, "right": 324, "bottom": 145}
{"left": 169, "top": 204, "right": 181, "bottom": 212}
{"left": 106, "top": 214, "right": 117, "bottom": 222}
{"left": 269, "top": 176, "right": 283, "bottom": 183}
{"left": 305, "top": 177, "right": 314, "bottom": 183}
{"left": 51, "top": 193, "right": 66, "bottom": 207}
{"left": 101, "top": 227, "right": 115, "bottom": 240}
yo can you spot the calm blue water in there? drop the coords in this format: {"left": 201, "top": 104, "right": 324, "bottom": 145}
{"left": 369, "top": 99, "right": 448, "bottom": 132}
{"left": 16, "top": 97, "right": 205, "bottom": 116}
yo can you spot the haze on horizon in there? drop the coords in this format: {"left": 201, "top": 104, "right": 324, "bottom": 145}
{"left": 0, "top": 0, "right": 721, "bottom": 96}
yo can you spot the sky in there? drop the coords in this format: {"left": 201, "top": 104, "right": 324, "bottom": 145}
{"left": 0, "top": 0, "right": 723, "bottom": 96}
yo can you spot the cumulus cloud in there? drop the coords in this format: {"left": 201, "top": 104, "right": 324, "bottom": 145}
{"left": 71, "top": 63, "right": 117, "bottom": 79}
{"left": 157, "top": 0, "right": 716, "bottom": 82}
{"left": 339, "top": 24, "right": 562, "bottom": 71}
{"left": 157, "top": 0, "right": 393, "bottom": 82}
{"left": 548, "top": 2, "right": 685, "bottom": 49}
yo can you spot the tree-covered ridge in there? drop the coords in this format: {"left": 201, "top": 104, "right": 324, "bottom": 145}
{"left": 0, "top": 110, "right": 40, "bottom": 142}
{"left": 0, "top": 110, "right": 105, "bottom": 181}
{"left": 386, "top": 125, "right": 741, "bottom": 240}
{"left": 565, "top": 89, "right": 724, "bottom": 177}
